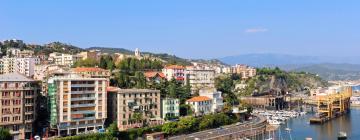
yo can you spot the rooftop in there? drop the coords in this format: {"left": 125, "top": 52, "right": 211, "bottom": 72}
{"left": 164, "top": 65, "right": 185, "bottom": 69}
{"left": 144, "top": 71, "right": 165, "bottom": 78}
{"left": 0, "top": 72, "right": 35, "bottom": 82}
{"left": 107, "top": 87, "right": 160, "bottom": 94}
{"left": 186, "top": 96, "right": 211, "bottom": 102}
{"left": 72, "top": 67, "right": 108, "bottom": 72}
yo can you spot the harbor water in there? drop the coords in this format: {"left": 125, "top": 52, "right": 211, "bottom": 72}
{"left": 270, "top": 108, "right": 360, "bottom": 140}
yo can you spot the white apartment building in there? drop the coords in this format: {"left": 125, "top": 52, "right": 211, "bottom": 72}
{"left": 162, "top": 65, "right": 185, "bottom": 82}
{"left": 48, "top": 52, "right": 82, "bottom": 66}
{"left": 185, "top": 66, "right": 215, "bottom": 94}
{"left": 48, "top": 73, "right": 108, "bottom": 136}
{"left": 199, "top": 88, "right": 223, "bottom": 113}
{"left": 186, "top": 96, "right": 213, "bottom": 116}
{"left": 0, "top": 57, "right": 36, "bottom": 77}
{"left": 6, "top": 48, "right": 34, "bottom": 58}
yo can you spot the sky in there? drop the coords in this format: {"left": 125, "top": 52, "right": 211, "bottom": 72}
{"left": 0, "top": 0, "right": 359, "bottom": 59}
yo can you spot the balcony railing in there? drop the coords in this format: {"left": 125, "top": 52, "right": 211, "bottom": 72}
{"left": 71, "top": 97, "right": 96, "bottom": 101}
{"left": 71, "top": 91, "right": 96, "bottom": 94}
{"left": 71, "top": 110, "right": 96, "bottom": 114}
{"left": 71, "top": 103, "right": 96, "bottom": 108}
{"left": 71, "top": 117, "right": 96, "bottom": 121}
{"left": 71, "top": 84, "right": 95, "bottom": 87}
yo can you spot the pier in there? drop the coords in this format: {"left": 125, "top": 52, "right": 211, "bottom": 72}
{"left": 309, "top": 87, "right": 352, "bottom": 124}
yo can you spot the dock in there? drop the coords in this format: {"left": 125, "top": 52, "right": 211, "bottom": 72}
{"left": 309, "top": 87, "right": 352, "bottom": 124}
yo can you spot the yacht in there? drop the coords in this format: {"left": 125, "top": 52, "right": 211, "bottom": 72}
{"left": 350, "top": 96, "right": 360, "bottom": 107}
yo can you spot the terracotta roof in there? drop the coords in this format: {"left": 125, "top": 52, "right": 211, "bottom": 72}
{"left": 144, "top": 71, "right": 165, "bottom": 78}
{"left": 72, "top": 67, "right": 108, "bottom": 72}
{"left": 186, "top": 96, "right": 211, "bottom": 102}
{"left": 164, "top": 65, "right": 185, "bottom": 69}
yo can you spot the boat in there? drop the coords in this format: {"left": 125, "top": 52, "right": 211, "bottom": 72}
{"left": 268, "top": 120, "right": 281, "bottom": 125}
{"left": 350, "top": 96, "right": 360, "bottom": 107}
{"left": 338, "top": 131, "right": 347, "bottom": 140}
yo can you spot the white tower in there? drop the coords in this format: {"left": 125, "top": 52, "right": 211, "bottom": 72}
{"left": 135, "top": 48, "right": 141, "bottom": 57}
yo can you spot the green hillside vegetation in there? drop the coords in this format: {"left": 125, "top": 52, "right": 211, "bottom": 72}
{"left": 0, "top": 40, "right": 83, "bottom": 56}
{"left": 233, "top": 67, "right": 328, "bottom": 97}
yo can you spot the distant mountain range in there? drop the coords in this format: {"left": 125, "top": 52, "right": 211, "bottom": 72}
{"left": 219, "top": 53, "right": 360, "bottom": 66}
{"left": 219, "top": 53, "right": 360, "bottom": 80}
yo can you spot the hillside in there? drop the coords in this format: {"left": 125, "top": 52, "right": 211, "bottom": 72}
{"left": 292, "top": 63, "right": 360, "bottom": 81}
{"left": 219, "top": 53, "right": 360, "bottom": 66}
{"left": 2, "top": 40, "right": 227, "bottom": 66}
{"left": 235, "top": 68, "right": 328, "bottom": 96}
{"left": 0, "top": 40, "right": 84, "bottom": 56}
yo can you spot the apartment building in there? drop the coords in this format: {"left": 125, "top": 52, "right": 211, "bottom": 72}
{"left": 48, "top": 73, "right": 107, "bottom": 136}
{"left": 0, "top": 57, "right": 36, "bottom": 77}
{"left": 231, "top": 64, "right": 257, "bottom": 79}
{"left": 107, "top": 87, "right": 162, "bottom": 130}
{"left": 77, "top": 50, "right": 101, "bottom": 61}
{"left": 48, "top": 52, "right": 82, "bottom": 66}
{"left": 162, "top": 65, "right": 185, "bottom": 82}
{"left": 6, "top": 48, "right": 34, "bottom": 58}
{"left": 160, "top": 98, "right": 179, "bottom": 120}
{"left": 71, "top": 67, "right": 111, "bottom": 79}
{"left": 0, "top": 73, "right": 39, "bottom": 140}
{"left": 186, "top": 96, "right": 213, "bottom": 116}
{"left": 199, "top": 88, "right": 223, "bottom": 113}
{"left": 185, "top": 66, "right": 215, "bottom": 94}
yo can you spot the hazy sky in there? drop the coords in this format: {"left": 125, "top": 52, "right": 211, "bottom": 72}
{"left": 1, "top": 0, "right": 359, "bottom": 59}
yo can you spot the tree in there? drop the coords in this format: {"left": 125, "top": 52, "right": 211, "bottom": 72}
{"left": 100, "top": 56, "right": 115, "bottom": 70}
{"left": 167, "top": 78, "right": 177, "bottom": 98}
{"left": 177, "top": 117, "right": 198, "bottom": 133}
{"left": 134, "top": 71, "right": 146, "bottom": 88}
{"left": 161, "top": 122, "right": 179, "bottom": 135}
{"left": 0, "top": 128, "right": 11, "bottom": 140}
{"left": 72, "top": 58, "right": 99, "bottom": 67}
{"left": 132, "top": 112, "right": 143, "bottom": 124}
{"left": 107, "top": 122, "right": 119, "bottom": 137}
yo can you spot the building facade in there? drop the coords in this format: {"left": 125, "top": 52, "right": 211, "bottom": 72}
{"left": 107, "top": 88, "right": 162, "bottom": 130}
{"left": 186, "top": 96, "right": 213, "bottom": 116}
{"left": 160, "top": 98, "right": 179, "bottom": 120}
{"left": 231, "top": 64, "right": 256, "bottom": 79}
{"left": 48, "top": 52, "right": 82, "bottom": 66}
{"left": 48, "top": 74, "right": 107, "bottom": 136}
{"left": 185, "top": 66, "right": 215, "bottom": 94}
{"left": 0, "top": 73, "right": 39, "bottom": 140}
{"left": 71, "top": 67, "right": 111, "bottom": 79}
{"left": 162, "top": 65, "right": 185, "bottom": 82}
{"left": 199, "top": 88, "right": 223, "bottom": 113}
{"left": 0, "top": 57, "right": 36, "bottom": 77}
{"left": 77, "top": 50, "right": 101, "bottom": 61}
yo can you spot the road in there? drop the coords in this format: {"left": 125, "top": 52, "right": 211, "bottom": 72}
{"left": 168, "top": 115, "right": 267, "bottom": 140}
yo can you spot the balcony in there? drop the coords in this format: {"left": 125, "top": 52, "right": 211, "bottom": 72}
{"left": 71, "top": 117, "right": 96, "bottom": 121}
{"left": 25, "top": 111, "right": 34, "bottom": 114}
{"left": 71, "top": 97, "right": 96, "bottom": 101}
{"left": 71, "top": 110, "right": 96, "bottom": 114}
{"left": 71, "top": 103, "right": 96, "bottom": 108}
{"left": 25, "top": 95, "right": 35, "bottom": 98}
{"left": 71, "top": 91, "right": 96, "bottom": 94}
{"left": 25, "top": 103, "right": 34, "bottom": 106}
{"left": 71, "top": 84, "right": 95, "bottom": 88}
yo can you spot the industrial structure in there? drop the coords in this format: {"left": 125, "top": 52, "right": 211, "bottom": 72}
{"left": 310, "top": 86, "right": 352, "bottom": 124}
